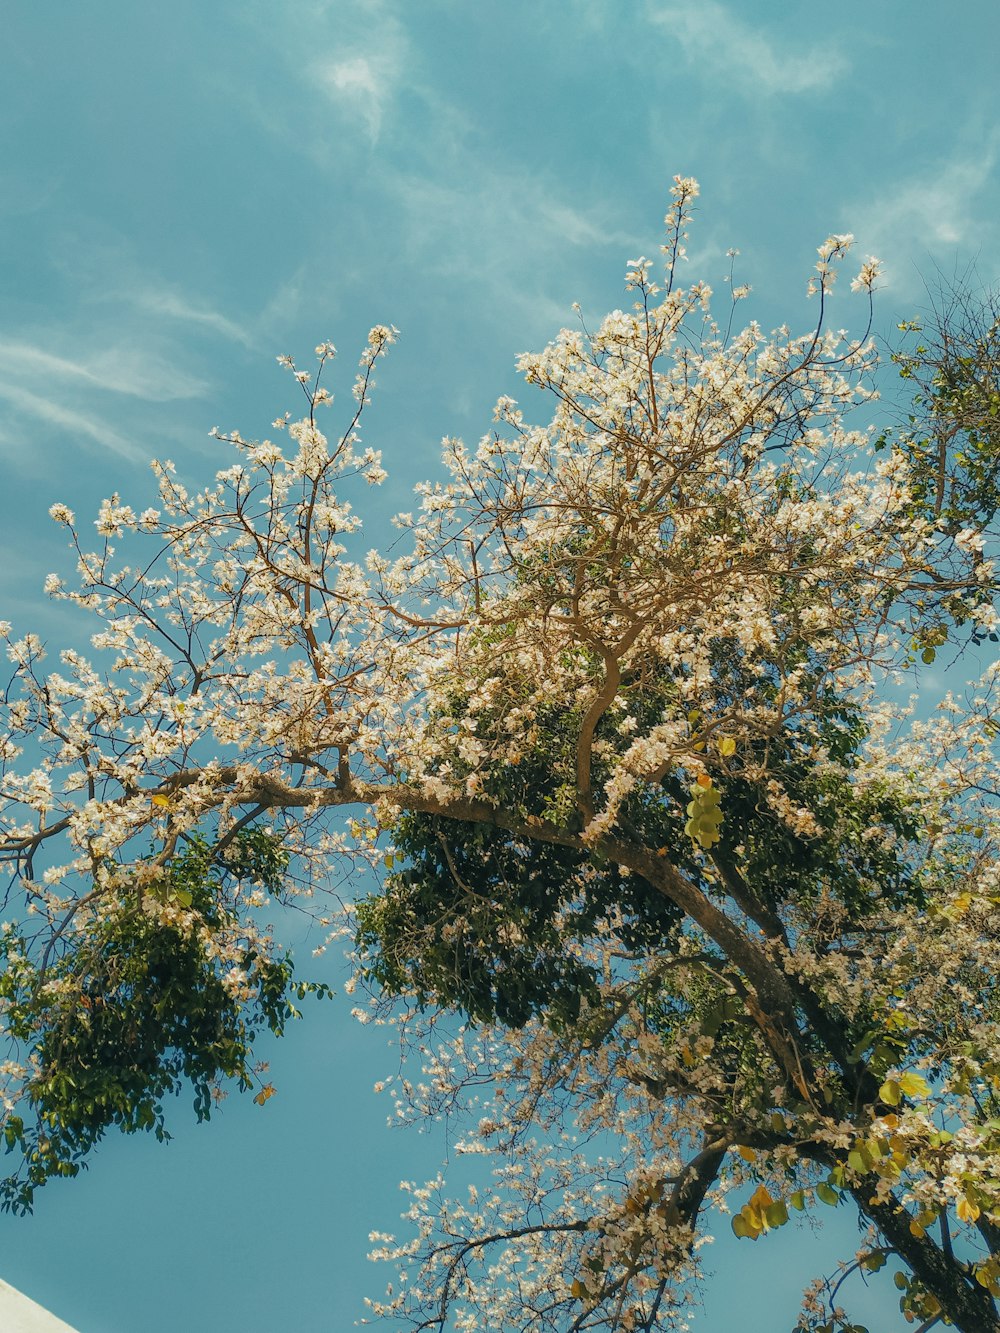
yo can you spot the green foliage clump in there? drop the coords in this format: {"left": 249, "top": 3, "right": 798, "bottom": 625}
{"left": 893, "top": 305, "right": 1000, "bottom": 536}
{"left": 356, "top": 813, "right": 682, "bottom": 1029}
{"left": 0, "top": 829, "right": 327, "bottom": 1214}
{"left": 357, "top": 632, "right": 929, "bottom": 1038}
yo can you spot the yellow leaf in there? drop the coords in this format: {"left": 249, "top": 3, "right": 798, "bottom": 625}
{"left": 957, "top": 1195, "right": 981, "bottom": 1224}
{"left": 747, "top": 1184, "right": 774, "bottom": 1214}
{"left": 151, "top": 793, "right": 173, "bottom": 809}
{"left": 696, "top": 773, "right": 712, "bottom": 789}
{"left": 253, "top": 1083, "right": 276, "bottom": 1106}
{"left": 736, "top": 1205, "right": 764, "bottom": 1237}
{"left": 898, "top": 1072, "right": 931, "bottom": 1100}
{"left": 719, "top": 737, "right": 736, "bottom": 756}
{"left": 736, "top": 1145, "right": 756, "bottom": 1163}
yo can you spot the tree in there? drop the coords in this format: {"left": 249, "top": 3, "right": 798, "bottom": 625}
{"left": 891, "top": 277, "right": 1000, "bottom": 544}
{"left": 1, "top": 177, "right": 999, "bottom": 1331}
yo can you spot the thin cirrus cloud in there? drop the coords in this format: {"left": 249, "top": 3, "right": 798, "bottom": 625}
{"left": 0, "top": 339, "right": 210, "bottom": 404}
{"left": 378, "top": 162, "right": 639, "bottom": 329}
{"left": 286, "top": 0, "right": 412, "bottom": 149}
{"left": 309, "top": 1, "right": 408, "bottom": 150}
{"left": 647, "top": 0, "right": 849, "bottom": 95}
{"left": 314, "top": 55, "right": 393, "bottom": 143}
{"left": 0, "top": 378, "right": 146, "bottom": 464}
{"left": 0, "top": 335, "right": 212, "bottom": 467}
{"left": 126, "top": 288, "right": 256, "bottom": 350}
{"left": 850, "top": 138, "right": 1000, "bottom": 294}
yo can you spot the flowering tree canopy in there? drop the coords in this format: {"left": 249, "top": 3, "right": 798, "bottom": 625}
{"left": 2, "top": 180, "right": 1000, "bottom": 1332}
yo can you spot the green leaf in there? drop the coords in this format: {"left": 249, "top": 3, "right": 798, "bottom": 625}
{"left": 849, "top": 1029, "right": 879, "bottom": 1063}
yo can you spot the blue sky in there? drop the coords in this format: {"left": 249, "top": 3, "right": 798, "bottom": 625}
{"left": 1, "top": 3, "right": 999, "bottom": 1330}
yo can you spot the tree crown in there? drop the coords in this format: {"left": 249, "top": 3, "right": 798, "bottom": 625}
{"left": 2, "top": 178, "right": 1000, "bottom": 1332}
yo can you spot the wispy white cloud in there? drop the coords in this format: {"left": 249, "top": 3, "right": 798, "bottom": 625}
{"left": 0, "top": 379, "right": 146, "bottom": 462}
{"left": 45, "top": 220, "right": 260, "bottom": 357}
{"left": 228, "top": 5, "right": 408, "bottom": 161}
{"left": 536, "top": 199, "right": 624, "bottom": 250}
{"left": 647, "top": 0, "right": 849, "bottom": 94}
{"left": 126, "top": 288, "right": 255, "bottom": 349}
{"left": 315, "top": 55, "right": 391, "bottom": 143}
{"left": 380, "top": 164, "right": 640, "bottom": 337}
{"left": 0, "top": 330, "right": 217, "bottom": 469}
{"left": 252, "top": 265, "right": 314, "bottom": 343}
{"left": 0, "top": 338, "right": 210, "bottom": 403}
{"left": 308, "top": 4, "right": 407, "bottom": 146}
{"left": 851, "top": 136, "right": 1000, "bottom": 295}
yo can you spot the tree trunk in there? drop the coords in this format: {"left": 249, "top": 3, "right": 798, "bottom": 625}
{"left": 856, "top": 1187, "right": 1000, "bottom": 1333}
